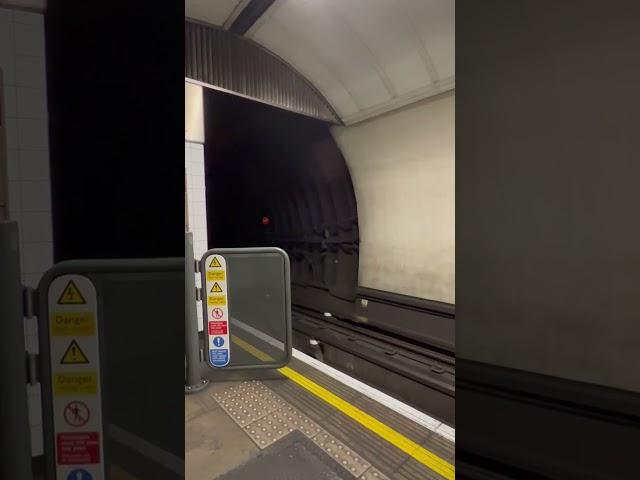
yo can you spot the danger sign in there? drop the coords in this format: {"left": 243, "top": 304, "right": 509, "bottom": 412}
{"left": 57, "top": 432, "right": 100, "bottom": 464}
{"left": 64, "top": 401, "right": 90, "bottom": 427}
{"left": 203, "top": 253, "right": 231, "bottom": 368}
{"left": 58, "top": 280, "right": 87, "bottom": 305}
{"left": 48, "top": 274, "right": 105, "bottom": 479}
{"left": 208, "top": 321, "right": 228, "bottom": 335}
{"left": 61, "top": 340, "right": 89, "bottom": 364}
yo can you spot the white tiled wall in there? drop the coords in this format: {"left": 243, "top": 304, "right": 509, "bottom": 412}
{"left": 1, "top": 7, "right": 52, "bottom": 287}
{"left": 185, "top": 141, "right": 208, "bottom": 330}
{"left": 1, "top": 6, "right": 50, "bottom": 457}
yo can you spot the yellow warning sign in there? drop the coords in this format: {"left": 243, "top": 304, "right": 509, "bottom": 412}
{"left": 57, "top": 280, "right": 86, "bottom": 305}
{"left": 206, "top": 270, "right": 225, "bottom": 281}
{"left": 209, "top": 257, "right": 222, "bottom": 268}
{"left": 210, "top": 282, "right": 223, "bottom": 293}
{"left": 51, "top": 312, "right": 95, "bottom": 336}
{"left": 60, "top": 340, "right": 89, "bottom": 365}
{"left": 207, "top": 295, "right": 226, "bottom": 306}
{"left": 54, "top": 371, "right": 97, "bottom": 395}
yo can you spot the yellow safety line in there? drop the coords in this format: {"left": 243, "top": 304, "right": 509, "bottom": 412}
{"left": 230, "top": 334, "right": 455, "bottom": 480}
{"left": 232, "top": 335, "right": 273, "bottom": 362}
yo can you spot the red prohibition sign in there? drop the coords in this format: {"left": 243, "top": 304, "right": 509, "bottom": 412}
{"left": 63, "top": 401, "right": 90, "bottom": 427}
{"left": 212, "top": 308, "right": 224, "bottom": 319}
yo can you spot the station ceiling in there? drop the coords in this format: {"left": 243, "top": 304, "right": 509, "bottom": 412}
{"left": 185, "top": 0, "right": 454, "bottom": 125}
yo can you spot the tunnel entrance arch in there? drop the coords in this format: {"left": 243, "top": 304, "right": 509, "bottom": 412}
{"left": 185, "top": 20, "right": 360, "bottom": 302}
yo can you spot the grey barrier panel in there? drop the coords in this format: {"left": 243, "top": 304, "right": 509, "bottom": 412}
{"left": 37, "top": 259, "right": 184, "bottom": 480}
{"left": 0, "top": 221, "right": 33, "bottom": 480}
{"left": 200, "top": 247, "right": 292, "bottom": 370}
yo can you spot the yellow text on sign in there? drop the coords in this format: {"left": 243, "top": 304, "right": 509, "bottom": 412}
{"left": 207, "top": 295, "right": 227, "bottom": 306}
{"left": 206, "top": 270, "right": 226, "bottom": 281}
{"left": 51, "top": 312, "right": 95, "bottom": 336}
{"left": 54, "top": 371, "right": 98, "bottom": 395}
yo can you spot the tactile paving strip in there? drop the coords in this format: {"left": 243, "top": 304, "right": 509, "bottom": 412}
{"left": 212, "top": 380, "right": 286, "bottom": 427}
{"left": 395, "top": 457, "right": 445, "bottom": 480}
{"left": 265, "top": 378, "right": 337, "bottom": 423}
{"left": 422, "top": 432, "right": 455, "bottom": 461}
{"left": 312, "top": 431, "right": 371, "bottom": 477}
{"left": 352, "top": 396, "right": 434, "bottom": 444}
{"left": 242, "top": 405, "right": 323, "bottom": 449}
{"left": 359, "top": 467, "right": 391, "bottom": 480}
{"left": 323, "top": 411, "right": 409, "bottom": 475}
{"left": 273, "top": 403, "right": 323, "bottom": 438}
{"left": 243, "top": 414, "right": 292, "bottom": 449}
{"left": 212, "top": 379, "right": 452, "bottom": 480}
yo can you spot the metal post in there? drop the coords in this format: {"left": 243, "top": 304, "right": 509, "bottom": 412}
{"left": 0, "top": 221, "right": 33, "bottom": 478}
{"left": 185, "top": 231, "right": 208, "bottom": 393}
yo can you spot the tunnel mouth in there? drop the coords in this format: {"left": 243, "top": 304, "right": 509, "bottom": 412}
{"left": 203, "top": 88, "right": 360, "bottom": 303}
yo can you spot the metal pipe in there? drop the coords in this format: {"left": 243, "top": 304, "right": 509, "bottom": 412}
{"left": 185, "top": 231, "right": 208, "bottom": 392}
{"left": 0, "top": 221, "right": 33, "bottom": 478}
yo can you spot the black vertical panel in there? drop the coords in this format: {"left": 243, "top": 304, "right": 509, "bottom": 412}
{"left": 457, "top": 0, "right": 640, "bottom": 477}
{"left": 46, "top": 2, "right": 184, "bottom": 260}
{"left": 203, "top": 89, "right": 359, "bottom": 300}
{"left": 43, "top": 4, "right": 184, "bottom": 478}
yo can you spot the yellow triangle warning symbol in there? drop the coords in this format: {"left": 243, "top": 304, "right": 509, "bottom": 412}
{"left": 60, "top": 340, "right": 89, "bottom": 365}
{"left": 209, "top": 257, "right": 222, "bottom": 268}
{"left": 58, "top": 280, "right": 86, "bottom": 305}
{"left": 210, "top": 282, "right": 223, "bottom": 293}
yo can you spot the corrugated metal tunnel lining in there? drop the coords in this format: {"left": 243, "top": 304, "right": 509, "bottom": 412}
{"left": 185, "top": 19, "right": 341, "bottom": 124}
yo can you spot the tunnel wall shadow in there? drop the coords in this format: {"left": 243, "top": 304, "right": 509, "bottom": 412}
{"left": 203, "top": 90, "right": 359, "bottom": 302}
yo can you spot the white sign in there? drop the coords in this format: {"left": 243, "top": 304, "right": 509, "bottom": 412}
{"left": 48, "top": 275, "right": 104, "bottom": 480}
{"left": 204, "top": 254, "right": 230, "bottom": 367}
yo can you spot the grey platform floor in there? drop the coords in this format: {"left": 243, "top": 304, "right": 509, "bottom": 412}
{"left": 185, "top": 356, "right": 455, "bottom": 480}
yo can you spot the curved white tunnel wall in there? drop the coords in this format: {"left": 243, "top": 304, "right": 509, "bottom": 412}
{"left": 331, "top": 93, "right": 455, "bottom": 303}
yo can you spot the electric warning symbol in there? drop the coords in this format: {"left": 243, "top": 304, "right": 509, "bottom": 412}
{"left": 58, "top": 280, "right": 86, "bottom": 305}
{"left": 209, "top": 257, "right": 222, "bottom": 268}
{"left": 210, "top": 282, "right": 223, "bottom": 293}
{"left": 63, "top": 401, "right": 90, "bottom": 427}
{"left": 60, "top": 340, "right": 89, "bottom": 365}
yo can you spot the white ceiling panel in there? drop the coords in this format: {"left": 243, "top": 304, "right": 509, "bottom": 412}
{"left": 267, "top": 0, "right": 390, "bottom": 111}
{"left": 400, "top": 0, "right": 455, "bottom": 81}
{"left": 186, "top": 0, "right": 244, "bottom": 27}
{"left": 253, "top": 19, "right": 361, "bottom": 119}
{"left": 327, "top": 0, "right": 433, "bottom": 97}
{"left": 187, "top": 0, "right": 454, "bottom": 124}
{"left": 250, "top": 0, "right": 454, "bottom": 124}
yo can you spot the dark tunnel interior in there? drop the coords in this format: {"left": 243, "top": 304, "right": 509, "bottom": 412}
{"left": 203, "top": 90, "right": 360, "bottom": 301}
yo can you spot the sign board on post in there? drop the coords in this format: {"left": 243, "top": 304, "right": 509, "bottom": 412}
{"left": 203, "top": 254, "right": 230, "bottom": 367}
{"left": 200, "top": 247, "right": 293, "bottom": 371}
{"left": 47, "top": 275, "right": 104, "bottom": 480}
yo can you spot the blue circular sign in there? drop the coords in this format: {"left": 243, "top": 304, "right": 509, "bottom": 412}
{"left": 67, "top": 469, "right": 93, "bottom": 480}
{"left": 213, "top": 336, "right": 225, "bottom": 347}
